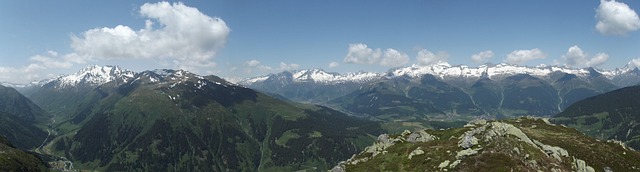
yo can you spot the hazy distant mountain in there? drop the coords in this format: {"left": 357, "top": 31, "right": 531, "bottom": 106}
{"left": 332, "top": 118, "right": 640, "bottom": 171}
{"left": 238, "top": 69, "right": 382, "bottom": 103}
{"left": 499, "top": 74, "right": 560, "bottom": 115}
{"left": 30, "top": 66, "right": 383, "bottom": 171}
{"left": 242, "top": 62, "right": 630, "bottom": 119}
{"left": 330, "top": 74, "right": 479, "bottom": 119}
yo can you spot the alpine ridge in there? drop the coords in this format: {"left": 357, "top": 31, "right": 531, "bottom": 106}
{"left": 241, "top": 62, "right": 639, "bottom": 107}
{"left": 13, "top": 65, "right": 384, "bottom": 171}
{"left": 240, "top": 68, "right": 382, "bottom": 85}
{"left": 238, "top": 62, "right": 640, "bottom": 131}
{"left": 37, "top": 65, "right": 135, "bottom": 88}
{"left": 242, "top": 62, "right": 640, "bottom": 86}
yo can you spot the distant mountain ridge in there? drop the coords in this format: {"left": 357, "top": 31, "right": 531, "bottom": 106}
{"left": 239, "top": 62, "right": 637, "bottom": 122}
{"left": 241, "top": 62, "right": 640, "bottom": 87}
{"left": 241, "top": 68, "right": 382, "bottom": 86}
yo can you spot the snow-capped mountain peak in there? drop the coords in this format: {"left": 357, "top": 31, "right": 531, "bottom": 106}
{"left": 241, "top": 62, "right": 640, "bottom": 87}
{"left": 390, "top": 63, "right": 595, "bottom": 79}
{"left": 292, "top": 69, "right": 338, "bottom": 82}
{"left": 41, "top": 65, "right": 135, "bottom": 88}
{"left": 240, "top": 69, "right": 383, "bottom": 85}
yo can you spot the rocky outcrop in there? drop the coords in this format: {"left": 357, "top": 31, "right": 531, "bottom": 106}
{"left": 407, "top": 130, "right": 437, "bottom": 143}
{"left": 330, "top": 117, "right": 640, "bottom": 171}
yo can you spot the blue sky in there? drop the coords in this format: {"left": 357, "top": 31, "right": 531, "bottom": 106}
{"left": 1, "top": 0, "right": 640, "bottom": 83}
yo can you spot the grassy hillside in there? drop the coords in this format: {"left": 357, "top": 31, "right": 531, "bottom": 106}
{"left": 553, "top": 85, "right": 640, "bottom": 150}
{"left": 333, "top": 118, "right": 640, "bottom": 172}
{"left": 0, "top": 135, "right": 48, "bottom": 171}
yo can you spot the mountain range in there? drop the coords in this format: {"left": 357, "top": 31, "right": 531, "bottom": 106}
{"left": 241, "top": 62, "right": 640, "bottom": 87}
{"left": 2, "top": 63, "right": 640, "bottom": 171}
{"left": 240, "top": 62, "right": 637, "bottom": 131}
{"left": 9, "top": 65, "right": 383, "bottom": 171}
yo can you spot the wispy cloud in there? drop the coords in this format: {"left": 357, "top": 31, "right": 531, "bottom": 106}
{"left": 416, "top": 49, "right": 448, "bottom": 66}
{"left": 343, "top": 43, "right": 409, "bottom": 67}
{"left": 503, "top": 48, "right": 546, "bottom": 64}
{"left": 242, "top": 60, "right": 299, "bottom": 75}
{"left": 243, "top": 60, "right": 271, "bottom": 73}
{"left": 627, "top": 58, "right": 640, "bottom": 68}
{"left": 328, "top": 61, "right": 340, "bottom": 68}
{"left": 471, "top": 50, "right": 494, "bottom": 64}
{"left": 279, "top": 62, "right": 300, "bottom": 71}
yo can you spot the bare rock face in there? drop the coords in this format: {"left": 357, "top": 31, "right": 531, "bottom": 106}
{"left": 363, "top": 134, "right": 395, "bottom": 157}
{"left": 573, "top": 158, "right": 595, "bottom": 172}
{"left": 407, "top": 130, "right": 437, "bottom": 143}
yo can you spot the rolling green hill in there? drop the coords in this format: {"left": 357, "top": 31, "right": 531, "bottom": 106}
{"left": 553, "top": 85, "right": 640, "bottom": 150}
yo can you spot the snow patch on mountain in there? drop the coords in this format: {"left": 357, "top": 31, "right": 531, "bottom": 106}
{"left": 292, "top": 69, "right": 381, "bottom": 83}
{"left": 242, "top": 69, "right": 382, "bottom": 85}
{"left": 39, "top": 65, "right": 135, "bottom": 88}
{"left": 241, "top": 62, "right": 640, "bottom": 87}
{"left": 390, "top": 62, "right": 593, "bottom": 79}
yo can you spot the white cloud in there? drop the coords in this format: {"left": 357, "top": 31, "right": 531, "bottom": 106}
{"left": 471, "top": 50, "right": 494, "bottom": 64}
{"left": 279, "top": 62, "right": 300, "bottom": 71}
{"left": 503, "top": 48, "right": 546, "bottom": 64}
{"left": 246, "top": 60, "right": 262, "bottom": 67}
{"left": 329, "top": 61, "right": 340, "bottom": 68}
{"left": 241, "top": 60, "right": 299, "bottom": 74}
{"left": 0, "top": 64, "right": 51, "bottom": 83}
{"left": 379, "top": 49, "right": 410, "bottom": 67}
{"left": 70, "top": 1, "right": 230, "bottom": 70}
{"left": 0, "top": 67, "right": 16, "bottom": 81}
{"left": 596, "top": 0, "right": 640, "bottom": 35}
{"left": 628, "top": 58, "right": 640, "bottom": 68}
{"left": 1, "top": 51, "right": 76, "bottom": 83}
{"left": 2, "top": 2, "right": 229, "bottom": 84}
{"left": 589, "top": 53, "right": 609, "bottom": 67}
{"left": 244, "top": 60, "right": 271, "bottom": 72}
{"left": 416, "top": 49, "right": 448, "bottom": 66}
{"left": 344, "top": 43, "right": 381, "bottom": 65}
{"left": 563, "top": 46, "right": 587, "bottom": 66}
{"left": 560, "top": 45, "right": 608, "bottom": 67}
{"left": 343, "top": 43, "right": 409, "bottom": 67}
{"left": 29, "top": 54, "right": 73, "bottom": 69}
{"left": 0, "top": 67, "right": 42, "bottom": 82}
